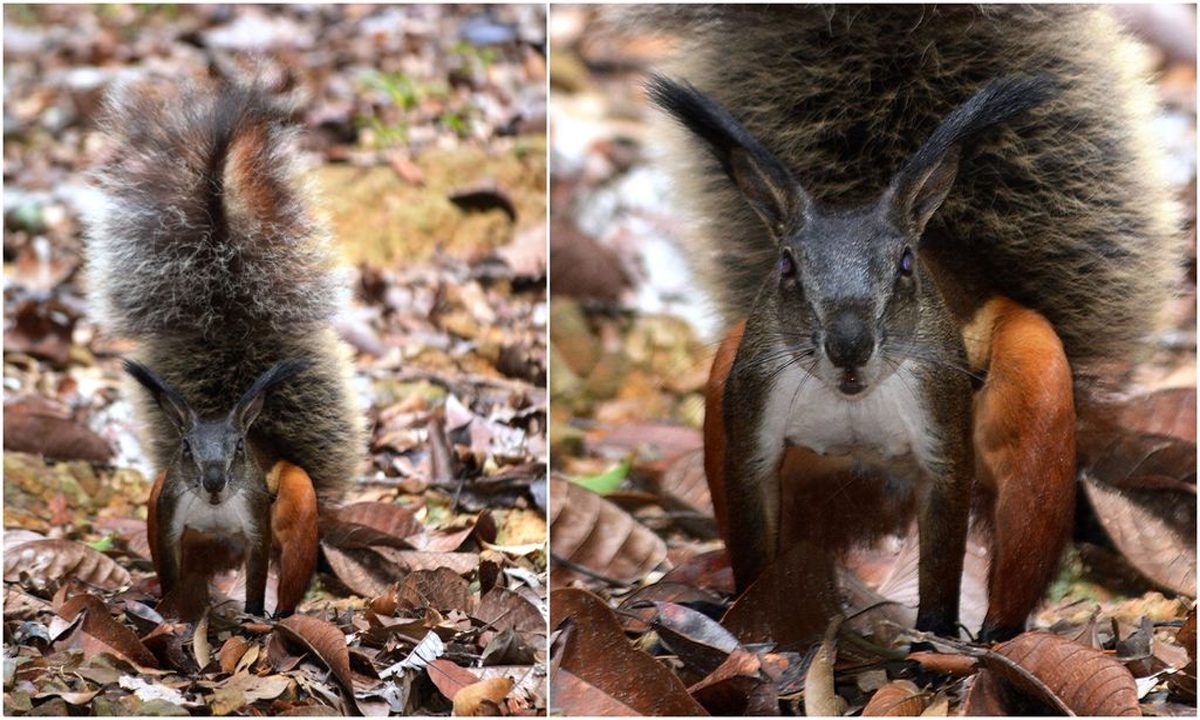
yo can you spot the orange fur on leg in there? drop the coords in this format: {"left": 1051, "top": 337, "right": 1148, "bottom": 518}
{"left": 269, "top": 461, "right": 319, "bottom": 616}
{"left": 971, "top": 297, "right": 1076, "bottom": 641}
{"left": 703, "top": 319, "right": 747, "bottom": 542}
{"left": 146, "top": 470, "right": 166, "bottom": 578}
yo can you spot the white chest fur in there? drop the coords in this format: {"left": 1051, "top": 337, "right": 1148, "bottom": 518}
{"left": 168, "top": 492, "right": 258, "bottom": 546}
{"left": 764, "top": 363, "right": 932, "bottom": 465}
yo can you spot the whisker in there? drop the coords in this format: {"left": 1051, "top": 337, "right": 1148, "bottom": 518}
{"left": 885, "top": 343, "right": 985, "bottom": 383}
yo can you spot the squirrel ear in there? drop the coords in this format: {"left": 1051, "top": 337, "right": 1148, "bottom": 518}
{"left": 887, "top": 74, "right": 1056, "bottom": 236}
{"left": 232, "top": 359, "right": 312, "bottom": 432}
{"left": 647, "top": 74, "right": 807, "bottom": 239}
{"left": 886, "top": 144, "right": 963, "bottom": 236}
{"left": 123, "top": 359, "right": 195, "bottom": 434}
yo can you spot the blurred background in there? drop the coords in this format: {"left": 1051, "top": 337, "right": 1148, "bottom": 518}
{"left": 548, "top": 4, "right": 1195, "bottom": 715}
{"left": 4, "top": 4, "right": 547, "bottom": 715}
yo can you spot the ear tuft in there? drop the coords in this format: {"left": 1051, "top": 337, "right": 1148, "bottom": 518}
{"left": 889, "top": 75, "right": 1057, "bottom": 235}
{"left": 123, "top": 358, "right": 195, "bottom": 434}
{"left": 232, "top": 359, "right": 313, "bottom": 432}
{"left": 647, "top": 74, "right": 807, "bottom": 237}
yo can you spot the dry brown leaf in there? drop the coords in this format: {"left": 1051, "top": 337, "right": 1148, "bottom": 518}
{"left": 193, "top": 612, "right": 212, "bottom": 669}
{"left": 1077, "top": 413, "right": 1196, "bottom": 491}
{"left": 474, "top": 586, "right": 545, "bottom": 646}
{"left": 219, "top": 636, "right": 252, "bottom": 674}
{"left": 378, "top": 548, "right": 479, "bottom": 575}
{"left": 322, "top": 544, "right": 400, "bottom": 600}
{"left": 688, "top": 648, "right": 777, "bottom": 715}
{"left": 639, "top": 600, "right": 740, "bottom": 675}
{"left": 57, "top": 594, "right": 158, "bottom": 669}
{"left": 657, "top": 447, "right": 714, "bottom": 518}
{"left": 495, "top": 223, "right": 547, "bottom": 279}
{"left": 988, "top": 631, "right": 1140, "bottom": 716}
{"left": 3, "top": 399, "right": 113, "bottom": 462}
{"left": 408, "top": 516, "right": 484, "bottom": 553}
{"left": 5, "top": 539, "right": 130, "bottom": 591}
{"left": 427, "top": 415, "right": 457, "bottom": 486}
{"left": 476, "top": 665, "right": 543, "bottom": 712}
{"left": 323, "top": 501, "right": 422, "bottom": 548}
{"left": 4, "top": 299, "right": 74, "bottom": 367}
{"left": 1179, "top": 607, "right": 1196, "bottom": 660}
{"left": 920, "top": 691, "right": 949, "bottom": 716}
{"left": 551, "top": 588, "right": 707, "bottom": 716}
{"left": 552, "top": 667, "right": 640, "bottom": 715}
{"left": 1083, "top": 475, "right": 1196, "bottom": 595}
{"left": 548, "top": 220, "right": 630, "bottom": 303}
{"left": 452, "top": 676, "right": 514, "bottom": 716}
{"left": 862, "top": 679, "right": 928, "bottom": 716}
{"left": 659, "top": 549, "right": 735, "bottom": 596}
{"left": 616, "top": 582, "right": 724, "bottom": 633}
{"left": 906, "top": 650, "right": 979, "bottom": 676}
{"left": 804, "top": 616, "right": 845, "bottom": 717}
{"left": 1082, "top": 387, "right": 1196, "bottom": 445}
{"left": 548, "top": 476, "right": 666, "bottom": 587}
{"left": 962, "top": 669, "right": 1011, "bottom": 715}
{"left": 275, "top": 615, "right": 359, "bottom": 714}
{"left": 398, "top": 567, "right": 475, "bottom": 614}
{"left": 427, "top": 658, "right": 481, "bottom": 701}
{"left": 388, "top": 150, "right": 426, "bottom": 186}
{"left": 208, "top": 672, "right": 293, "bottom": 714}
{"left": 721, "top": 540, "right": 840, "bottom": 647}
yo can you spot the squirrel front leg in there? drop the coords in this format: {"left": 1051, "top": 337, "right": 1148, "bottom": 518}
{"left": 914, "top": 445, "right": 972, "bottom": 637}
{"left": 269, "top": 461, "right": 320, "bottom": 617}
{"left": 716, "top": 321, "right": 788, "bottom": 593}
{"left": 244, "top": 494, "right": 272, "bottom": 617}
{"left": 971, "top": 298, "right": 1075, "bottom": 642}
{"left": 912, "top": 348, "right": 975, "bottom": 638}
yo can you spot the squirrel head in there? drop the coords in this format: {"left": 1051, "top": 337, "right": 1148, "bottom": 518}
{"left": 650, "top": 73, "right": 1055, "bottom": 397}
{"left": 124, "top": 359, "right": 311, "bottom": 504}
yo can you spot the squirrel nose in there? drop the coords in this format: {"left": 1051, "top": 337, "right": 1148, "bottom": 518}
{"left": 824, "top": 311, "right": 874, "bottom": 369}
{"left": 202, "top": 463, "right": 225, "bottom": 494}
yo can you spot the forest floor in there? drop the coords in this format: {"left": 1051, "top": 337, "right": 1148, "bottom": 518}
{"left": 4, "top": 5, "right": 547, "bottom": 716}
{"left": 548, "top": 6, "right": 1197, "bottom": 716}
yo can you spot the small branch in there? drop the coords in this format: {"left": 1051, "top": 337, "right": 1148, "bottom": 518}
{"left": 550, "top": 553, "right": 635, "bottom": 589}
{"left": 888, "top": 624, "right": 1075, "bottom": 716}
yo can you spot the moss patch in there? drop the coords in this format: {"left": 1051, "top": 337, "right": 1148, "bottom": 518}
{"left": 315, "top": 134, "right": 546, "bottom": 267}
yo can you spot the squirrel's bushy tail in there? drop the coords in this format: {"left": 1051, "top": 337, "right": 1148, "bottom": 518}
{"left": 639, "top": 6, "right": 1183, "bottom": 361}
{"left": 88, "top": 80, "right": 336, "bottom": 339}
{"left": 87, "top": 78, "right": 362, "bottom": 494}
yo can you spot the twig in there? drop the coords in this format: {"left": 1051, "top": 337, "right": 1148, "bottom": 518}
{"left": 549, "top": 553, "right": 635, "bottom": 588}
{"left": 887, "top": 623, "right": 1075, "bottom": 716}
{"left": 425, "top": 415, "right": 460, "bottom": 511}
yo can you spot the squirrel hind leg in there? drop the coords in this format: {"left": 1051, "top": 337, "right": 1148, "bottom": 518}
{"left": 147, "top": 471, "right": 166, "bottom": 578}
{"left": 269, "top": 461, "right": 320, "bottom": 616}
{"left": 702, "top": 318, "right": 747, "bottom": 541}
{"left": 970, "top": 297, "right": 1076, "bottom": 642}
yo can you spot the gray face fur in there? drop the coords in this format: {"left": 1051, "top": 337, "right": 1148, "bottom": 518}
{"left": 648, "top": 73, "right": 1054, "bottom": 397}
{"left": 777, "top": 203, "right": 920, "bottom": 396}
{"left": 177, "top": 419, "right": 253, "bottom": 504}
{"left": 124, "top": 358, "right": 310, "bottom": 504}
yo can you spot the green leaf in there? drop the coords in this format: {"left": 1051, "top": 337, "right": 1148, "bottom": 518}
{"left": 570, "top": 458, "right": 631, "bottom": 495}
{"left": 87, "top": 535, "right": 115, "bottom": 552}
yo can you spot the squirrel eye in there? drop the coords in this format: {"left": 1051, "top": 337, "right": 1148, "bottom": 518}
{"left": 181, "top": 439, "right": 191, "bottom": 456}
{"left": 899, "top": 247, "right": 914, "bottom": 276}
{"left": 778, "top": 251, "right": 796, "bottom": 278}
{"left": 236, "top": 438, "right": 245, "bottom": 453}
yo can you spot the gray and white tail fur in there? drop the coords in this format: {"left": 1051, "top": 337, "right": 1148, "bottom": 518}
{"left": 86, "top": 77, "right": 363, "bottom": 493}
{"left": 638, "top": 5, "right": 1183, "bottom": 362}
